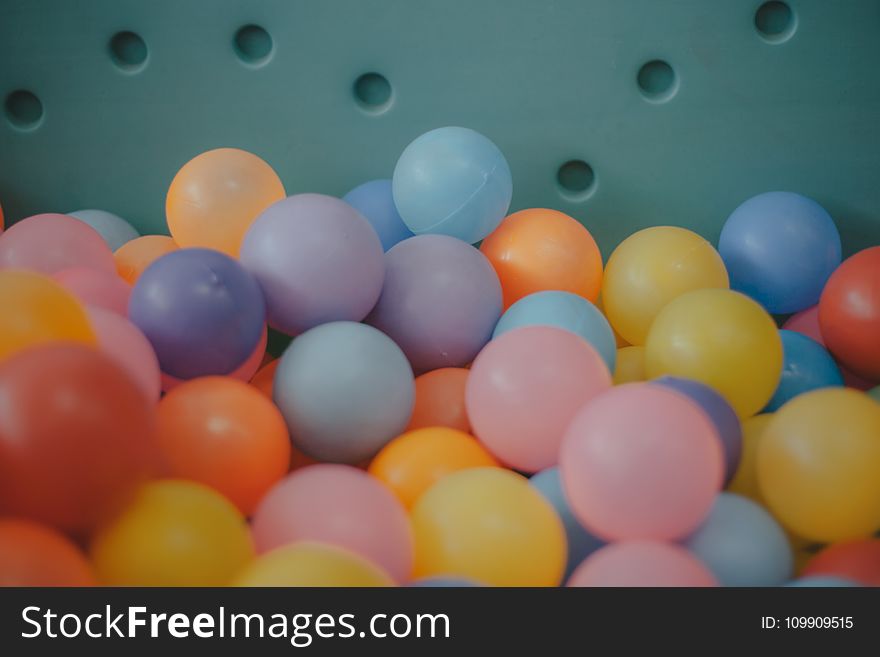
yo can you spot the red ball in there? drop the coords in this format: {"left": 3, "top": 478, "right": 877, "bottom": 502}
{"left": 802, "top": 539, "right": 880, "bottom": 586}
{"left": 0, "top": 345, "right": 158, "bottom": 535}
{"left": 818, "top": 247, "right": 880, "bottom": 382}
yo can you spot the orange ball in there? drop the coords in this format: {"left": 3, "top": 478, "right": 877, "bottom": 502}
{"left": 0, "top": 518, "right": 96, "bottom": 586}
{"left": 166, "top": 148, "right": 286, "bottom": 257}
{"left": 114, "top": 235, "right": 178, "bottom": 284}
{"left": 0, "top": 201, "right": 4, "bottom": 231}
{"left": 407, "top": 367, "right": 471, "bottom": 433}
{"left": 480, "top": 208, "right": 602, "bottom": 309}
{"left": 156, "top": 377, "right": 291, "bottom": 515}
{"left": 368, "top": 427, "right": 499, "bottom": 508}
{"left": 802, "top": 539, "right": 880, "bottom": 586}
{"left": 251, "top": 359, "right": 279, "bottom": 398}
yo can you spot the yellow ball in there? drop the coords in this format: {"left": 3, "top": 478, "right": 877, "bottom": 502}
{"left": 644, "top": 289, "right": 782, "bottom": 418}
{"left": 233, "top": 543, "right": 395, "bottom": 587}
{"left": 757, "top": 388, "right": 880, "bottom": 543}
{"left": 166, "top": 148, "right": 285, "bottom": 257}
{"left": 411, "top": 467, "right": 565, "bottom": 586}
{"left": 613, "top": 345, "right": 645, "bottom": 385}
{"left": 0, "top": 270, "right": 95, "bottom": 362}
{"left": 91, "top": 480, "right": 254, "bottom": 586}
{"left": 726, "top": 413, "right": 774, "bottom": 503}
{"left": 602, "top": 226, "right": 728, "bottom": 345}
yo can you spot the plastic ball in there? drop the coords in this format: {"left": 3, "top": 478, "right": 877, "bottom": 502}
{"left": 683, "top": 493, "right": 792, "bottom": 586}
{"left": 234, "top": 543, "right": 394, "bottom": 587}
{"left": 653, "top": 376, "right": 743, "bottom": 485}
{"left": 801, "top": 539, "right": 880, "bottom": 586}
{"left": 601, "top": 226, "right": 728, "bottom": 345}
{"left": 54, "top": 266, "right": 131, "bottom": 316}
{"left": 69, "top": 209, "right": 140, "bottom": 251}
{"left": 613, "top": 345, "right": 645, "bottom": 384}
{"left": 369, "top": 427, "right": 499, "bottom": 509}
{"left": 560, "top": 383, "right": 723, "bottom": 541}
{"left": 0, "top": 345, "right": 157, "bottom": 534}
{"left": 273, "top": 322, "right": 414, "bottom": 463}
{"left": 251, "top": 465, "right": 414, "bottom": 583}
{"left": 757, "top": 388, "right": 880, "bottom": 542}
{"left": 166, "top": 148, "right": 285, "bottom": 257}
{"left": 156, "top": 377, "right": 290, "bottom": 515}
{"left": 407, "top": 367, "right": 471, "bottom": 433}
{"left": 113, "top": 235, "right": 178, "bottom": 285}
{"left": 240, "top": 193, "right": 384, "bottom": 335}
{"left": 764, "top": 330, "right": 843, "bottom": 411}
{"left": 645, "top": 289, "right": 783, "bottom": 418}
{"left": 726, "top": 413, "right": 773, "bottom": 503}
{"left": 409, "top": 576, "right": 483, "bottom": 587}
{"left": 819, "top": 246, "right": 880, "bottom": 381}
{"left": 719, "top": 192, "right": 841, "bottom": 314}
{"left": 0, "top": 270, "right": 96, "bottom": 362}
{"left": 87, "top": 306, "right": 161, "bottom": 402}
{"left": 0, "top": 213, "right": 116, "bottom": 275}
{"left": 251, "top": 358, "right": 279, "bottom": 398}
{"left": 367, "top": 235, "right": 502, "bottom": 374}
{"left": 493, "top": 290, "right": 616, "bottom": 372}
{"left": 0, "top": 518, "right": 96, "bottom": 586}
{"left": 90, "top": 480, "right": 254, "bottom": 586}
{"left": 480, "top": 208, "right": 602, "bottom": 309}
{"left": 466, "top": 326, "right": 612, "bottom": 472}
{"left": 343, "top": 179, "right": 413, "bottom": 251}
{"left": 530, "top": 467, "right": 604, "bottom": 580}
{"left": 786, "top": 576, "right": 861, "bottom": 587}
{"left": 567, "top": 541, "right": 717, "bottom": 587}
{"left": 129, "top": 248, "right": 265, "bottom": 379}
{"left": 411, "top": 468, "right": 566, "bottom": 586}
{"left": 393, "top": 126, "right": 511, "bottom": 244}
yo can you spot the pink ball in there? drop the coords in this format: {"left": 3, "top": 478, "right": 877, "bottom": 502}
{"left": 783, "top": 305, "right": 873, "bottom": 390}
{"left": 559, "top": 383, "right": 723, "bottom": 541}
{"left": 567, "top": 541, "right": 718, "bottom": 587}
{"left": 465, "top": 325, "right": 611, "bottom": 472}
{"left": 86, "top": 306, "right": 161, "bottom": 402}
{"left": 160, "top": 324, "right": 267, "bottom": 393}
{"left": 54, "top": 267, "right": 132, "bottom": 316}
{"left": 251, "top": 464, "right": 414, "bottom": 582}
{"left": 0, "top": 213, "right": 116, "bottom": 275}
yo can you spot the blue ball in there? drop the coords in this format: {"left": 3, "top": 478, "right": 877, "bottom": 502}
{"left": 684, "top": 493, "right": 792, "bottom": 587}
{"left": 129, "top": 248, "right": 265, "bottom": 379}
{"left": 718, "top": 191, "right": 841, "bottom": 314}
{"left": 273, "top": 322, "right": 415, "bottom": 464}
{"left": 764, "top": 330, "right": 844, "bottom": 411}
{"left": 493, "top": 291, "right": 616, "bottom": 372}
{"left": 409, "top": 577, "right": 483, "bottom": 587}
{"left": 69, "top": 208, "right": 140, "bottom": 251}
{"left": 785, "top": 576, "right": 861, "bottom": 587}
{"left": 343, "top": 179, "right": 413, "bottom": 251}
{"left": 392, "top": 127, "right": 512, "bottom": 244}
{"left": 530, "top": 467, "right": 604, "bottom": 581}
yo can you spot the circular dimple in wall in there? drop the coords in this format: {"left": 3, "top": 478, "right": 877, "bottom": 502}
{"left": 4, "top": 90, "right": 44, "bottom": 130}
{"left": 234, "top": 25, "right": 274, "bottom": 66}
{"left": 637, "top": 60, "right": 678, "bottom": 102}
{"left": 109, "top": 31, "right": 148, "bottom": 72}
{"left": 557, "top": 160, "right": 596, "bottom": 200}
{"left": 755, "top": 1, "right": 797, "bottom": 44}
{"left": 353, "top": 73, "right": 392, "bottom": 113}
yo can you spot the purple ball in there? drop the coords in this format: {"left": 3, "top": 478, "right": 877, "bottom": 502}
{"left": 366, "top": 234, "right": 502, "bottom": 374}
{"left": 240, "top": 193, "right": 385, "bottom": 336}
{"left": 129, "top": 248, "right": 265, "bottom": 379}
{"left": 653, "top": 376, "right": 743, "bottom": 485}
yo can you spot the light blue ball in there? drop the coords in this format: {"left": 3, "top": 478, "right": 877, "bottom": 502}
{"left": 684, "top": 493, "right": 793, "bottom": 587}
{"left": 493, "top": 291, "right": 616, "bottom": 372}
{"left": 273, "top": 322, "right": 415, "bottom": 464}
{"left": 69, "top": 209, "right": 140, "bottom": 251}
{"left": 785, "top": 576, "right": 861, "bottom": 587}
{"left": 718, "top": 191, "right": 841, "bottom": 314}
{"left": 343, "top": 179, "right": 413, "bottom": 251}
{"left": 392, "top": 127, "right": 512, "bottom": 244}
{"left": 530, "top": 467, "right": 604, "bottom": 581}
{"left": 765, "top": 330, "right": 844, "bottom": 411}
